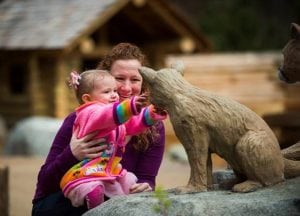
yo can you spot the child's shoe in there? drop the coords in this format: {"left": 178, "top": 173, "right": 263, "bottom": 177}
{"left": 86, "top": 185, "right": 104, "bottom": 209}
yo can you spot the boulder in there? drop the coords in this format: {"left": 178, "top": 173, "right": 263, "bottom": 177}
{"left": 84, "top": 176, "right": 300, "bottom": 216}
{"left": 4, "top": 116, "right": 62, "bottom": 156}
{"left": 168, "top": 143, "right": 188, "bottom": 163}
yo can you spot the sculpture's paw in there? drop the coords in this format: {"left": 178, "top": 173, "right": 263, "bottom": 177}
{"left": 169, "top": 185, "right": 207, "bottom": 195}
{"left": 232, "top": 180, "right": 262, "bottom": 193}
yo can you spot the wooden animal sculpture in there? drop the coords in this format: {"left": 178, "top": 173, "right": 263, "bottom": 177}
{"left": 278, "top": 22, "right": 300, "bottom": 83}
{"left": 139, "top": 64, "right": 300, "bottom": 193}
{"left": 277, "top": 22, "right": 300, "bottom": 167}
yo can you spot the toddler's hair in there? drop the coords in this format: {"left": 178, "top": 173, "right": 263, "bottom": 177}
{"left": 67, "top": 69, "right": 111, "bottom": 104}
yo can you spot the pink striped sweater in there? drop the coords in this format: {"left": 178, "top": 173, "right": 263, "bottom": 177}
{"left": 60, "top": 97, "right": 167, "bottom": 193}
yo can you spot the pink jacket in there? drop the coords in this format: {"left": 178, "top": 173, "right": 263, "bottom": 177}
{"left": 60, "top": 97, "right": 167, "bottom": 191}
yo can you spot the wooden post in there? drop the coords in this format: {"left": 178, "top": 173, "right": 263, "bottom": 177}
{"left": 0, "top": 165, "right": 9, "bottom": 216}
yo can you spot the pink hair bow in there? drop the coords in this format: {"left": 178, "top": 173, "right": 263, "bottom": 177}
{"left": 69, "top": 71, "right": 81, "bottom": 89}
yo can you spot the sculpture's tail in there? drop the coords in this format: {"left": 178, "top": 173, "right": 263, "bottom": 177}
{"left": 282, "top": 141, "right": 300, "bottom": 160}
{"left": 283, "top": 158, "right": 300, "bottom": 178}
{"left": 282, "top": 141, "right": 300, "bottom": 178}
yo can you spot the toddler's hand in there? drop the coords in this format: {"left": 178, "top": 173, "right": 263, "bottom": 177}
{"left": 152, "top": 105, "right": 168, "bottom": 116}
{"left": 135, "top": 94, "right": 149, "bottom": 112}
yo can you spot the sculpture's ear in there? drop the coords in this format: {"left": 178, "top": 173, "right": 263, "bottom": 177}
{"left": 139, "top": 66, "right": 157, "bottom": 84}
{"left": 291, "top": 23, "right": 300, "bottom": 40}
{"left": 170, "top": 61, "right": 185, "bottom": 76}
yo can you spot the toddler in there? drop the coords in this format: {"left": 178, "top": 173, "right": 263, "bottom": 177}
{"left": 60, "top": 70, "right": 167, "bottom": 209}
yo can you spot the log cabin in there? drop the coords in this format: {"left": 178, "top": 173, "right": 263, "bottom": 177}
{"left": 0, "top": 0, "right": 210, "bottom": 127}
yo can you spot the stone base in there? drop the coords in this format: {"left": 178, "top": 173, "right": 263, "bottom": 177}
{"left": 84, "top": 176, "right": 300, "bottom": 216}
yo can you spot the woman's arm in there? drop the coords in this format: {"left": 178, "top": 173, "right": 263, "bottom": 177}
{"left": 35, "top": 113, "right": 107, "bottom": 197}
{"left": 36, "top": 113, "right": 79, "bottom": 195}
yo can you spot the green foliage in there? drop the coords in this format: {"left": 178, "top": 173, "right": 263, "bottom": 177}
{"left": 152, "top": 186, "right": 172, "bottom": 216}
{"left": 169, "top": 0, "right": 300, "bottom": 51}
{"left": 198, "top": 0, "right": 299, "bottom": 51}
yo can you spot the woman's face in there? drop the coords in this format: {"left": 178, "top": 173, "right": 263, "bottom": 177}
{"left": 110, "top": 59, "right": 143, "bottom": 101}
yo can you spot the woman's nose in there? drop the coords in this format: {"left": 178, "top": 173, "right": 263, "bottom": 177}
{"left": 120, "top": 80, "right": 132, "bottom": 92}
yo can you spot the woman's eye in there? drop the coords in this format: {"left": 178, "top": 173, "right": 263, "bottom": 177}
{"left": 115, "top": 77, "right": 124, "bottom": 81}
{"left": 132, "top": 79, "right": 141, "bottom": 82}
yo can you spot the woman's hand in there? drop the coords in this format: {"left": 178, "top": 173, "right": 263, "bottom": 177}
{"left": 129, "top": 182, "right": 152, "bottom": 193}
{"left": 70, "top": 128, "right": 108, "bottom": 161}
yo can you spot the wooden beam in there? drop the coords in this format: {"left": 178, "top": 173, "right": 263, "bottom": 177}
{"left": 81, "top": 45, "right": 112, "bottom": 58}
{"left": 132, "top": 0, "right": 147, "bottom": 7}
{"left": 54, "top": 57, "right": 69, "bottom": 118}
{"left": 0, "top": 165, "right": 9, "bottom": 216}
{"left": 146, "top": 0, "right": 194, "bottom": 39}
{"left": 79, "top": 37, "right": 96, "bottom": 54}
{"left": 121, "top": 6, "right": 155, "bottom": 36}
{"left": 28, "top": 55, "right": 40, "bottom": 115}
{"left": 146, "top": 0, "right": 210, "bottom": 51}
{"left": 143, "top": 39, "right": 177, "bottom": 50}
{"left": 64, "top": 0, "right": 131, "bottom": 53}
{"left": 54, "top": 54, "right": 82, "bottom": 118}
{"left": 180, "top": 37, "right": 196, "bottom": 53}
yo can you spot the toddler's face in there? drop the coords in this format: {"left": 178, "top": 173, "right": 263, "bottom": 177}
{"left": 90, "top": 75, "right": 119, "bottom": 104}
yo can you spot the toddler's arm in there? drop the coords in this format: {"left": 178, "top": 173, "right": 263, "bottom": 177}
{"left": 76, "top": 97, "right": 145, "bottom": 138}
{"left": 125, "top": 104, "right": 168, "bottom": 135}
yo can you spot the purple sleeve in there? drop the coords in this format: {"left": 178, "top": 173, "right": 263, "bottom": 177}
{"left": 33, "top": 112, "right": 79, "bottom": 201}
{"left": 121, "top": 121, "right": 165, "bottom": 190}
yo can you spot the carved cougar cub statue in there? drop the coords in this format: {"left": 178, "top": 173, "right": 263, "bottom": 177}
{"left": 278, "top": 22, "right": 300, "bottom": 83}
{"left": 140, "top": 64, "right": 300, "bottom": 193}
{"left": 277, "top": 22, "right": 300, "bottom": 169}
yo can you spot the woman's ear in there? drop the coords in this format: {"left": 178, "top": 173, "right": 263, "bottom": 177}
{"left": 82, "top": 94, "right": 92, "bottom": 103}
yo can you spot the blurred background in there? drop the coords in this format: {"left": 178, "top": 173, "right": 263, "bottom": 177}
{"left": 170, "top": 0, "right": 300, "bottom": 51}
{"left": 0, "top": 0, "right": 299, "bottom": 215}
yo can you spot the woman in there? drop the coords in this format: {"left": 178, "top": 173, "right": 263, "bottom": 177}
{"left": 32, "top": 43, "right": 165, "bottom": 215}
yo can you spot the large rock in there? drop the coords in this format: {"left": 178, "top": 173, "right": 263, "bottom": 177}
{"left": 168, "top": 143, "right": 188, "bottom": 163}
{"left": 4, "top": 116, "right": 63, "bottom": 156}
{"left": 84, "top": 176, "right": 300, "bottom": 216}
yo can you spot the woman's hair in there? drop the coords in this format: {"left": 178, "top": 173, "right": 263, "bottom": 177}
{"left": 98, "top": 43, "right": 159, "bottom": 151}
{"left": 67, "top": 69, "right": 110, "bottom": 104}
{"left": 97, "top": 42, "right": 148, "bottom": 69}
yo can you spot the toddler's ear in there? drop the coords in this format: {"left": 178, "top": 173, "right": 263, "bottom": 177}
{"left": 82, "top": 94, "right": 92, "bottom": 103}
